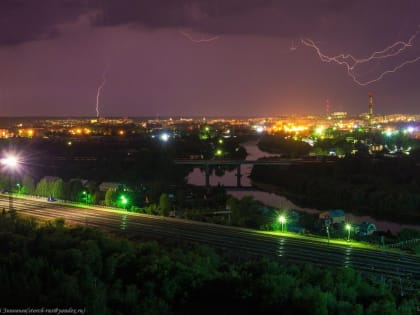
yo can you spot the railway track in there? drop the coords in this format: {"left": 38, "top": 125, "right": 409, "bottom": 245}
{"left": 1, "top": 195, "right": 419, "bottom": 284}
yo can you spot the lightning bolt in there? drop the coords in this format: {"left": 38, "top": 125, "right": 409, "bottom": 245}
{"left": 300, "top": 26, "right": 420, "bottom": 86}
{"left": 179, "top": 30, "right": 220, "bottom": 43}
{"left": 96, "top": 66, "right": 107, "bottom": 118}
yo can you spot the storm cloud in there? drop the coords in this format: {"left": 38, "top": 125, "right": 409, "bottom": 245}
{"left": 2, "top": 0, "right": 418, "bottom": 46}
{"left": 0, "top": 0, "right": 89, "bottom": 45}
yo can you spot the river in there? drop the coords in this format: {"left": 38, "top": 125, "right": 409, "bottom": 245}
{"left": 187, "top": 141, "right": 420, "bottom": 234}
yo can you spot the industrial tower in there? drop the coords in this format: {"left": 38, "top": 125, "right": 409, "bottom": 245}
{"left": 325, "top": 98, "right": 330, "bottom": 117}
{"left": 368, "top": 93, "right": 374, "bottom": 128}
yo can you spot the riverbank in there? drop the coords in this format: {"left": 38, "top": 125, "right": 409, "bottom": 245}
{"left": 243, "top": 181, "right": 420, "bottom": 234}
{"left": 188, "top": 140, "right": 420, "bottom": 234}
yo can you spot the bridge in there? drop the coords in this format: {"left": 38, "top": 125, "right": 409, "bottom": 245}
{"left": 174, "top": 159, "right": 295, "bottom": 187}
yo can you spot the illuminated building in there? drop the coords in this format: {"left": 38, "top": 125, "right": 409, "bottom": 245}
{"left": 330, "top": 112, "right": 347, "bottom": 120}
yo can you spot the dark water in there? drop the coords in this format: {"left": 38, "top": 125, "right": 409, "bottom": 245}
{"left": 187, "top": 141, "right": 420, "bottom": 234}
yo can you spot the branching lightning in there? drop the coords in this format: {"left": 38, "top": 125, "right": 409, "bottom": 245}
{"left": 290, "top": 40, "right": 297, "bottom": 51}
{"left": 96, "top": 66, "right": 107, "bottom": 118}
{"left": 300, "top": 26, "right": 420, "bottom": 86}
{"left": 179, "top": 30, "right": 220, "bottom": 43}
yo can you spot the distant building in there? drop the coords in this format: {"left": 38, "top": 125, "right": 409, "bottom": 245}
{"left": 288, "top": 210, "right": 301, "bottom": 224}
{"left": 99, "top": 182, "right": 121, "bottom": 192}
{"left": 189, "top": 154, "right": 204, "bottom": 159}
{"left": 330, "top": 112, "right": 348, "bottom": 120}
{"left": 355, "top": 222, "right": 377, "bottom": 236}
{"left": 319, "top": 209, "right": 346, "bottom": 224}
{"left": 0, "top": 129, "right": 13, "bottom": 138}
{"left": 369, "top": 144, "right": 383, "bottom": 153}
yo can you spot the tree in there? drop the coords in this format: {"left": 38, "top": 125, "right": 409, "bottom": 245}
{"left": 65, "top": 179, "right": 84, "bottom": 201}
{"left": 159, "top": 193, "right": 171, "bottom": 216}
{"left": 51, "top": 179, "right": 64, "bottom": 199}
{"left": 227, "top": 196, "right": 267, "bottom": 228}
{"left": 22, "top": 175, "right": 35, "bottom": 195}
{"left": 105, "top": 189, "right": 116, "bottom": 207}
{"left": 92, "top": 190, "right": 102, "bottom": 205}
{"left": 0, "top": 174, "right": 8, "bottom": 191}
{"left": 175, "top": 189, "right": 186, "bottom": 209}
{"left": 35, "top": 178, "right": 48, "bottom": 197}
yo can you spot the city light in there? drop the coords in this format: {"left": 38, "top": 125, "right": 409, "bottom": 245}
{"left": 1, "top": 152, "right": 23, "bottom": 174}
{"left": 283, "top": 124, "right": 308, "bottom": 134}
{"left": 81, "top": 191, "right": 90, "bottom": 205}
{"left": 160, "top": 133, "right": 170, "bottom": 142}
{"left": 278, "top": 215, "right": 287, "bottom": 232}
{"left": 120, "top": 195, "right": 129, "bottom": 210}
{"left": 406, "top": 126, "right": 415, "bottom": 134}
{"left": 314, "top": 126, "right": 325, "bottom": 136}
{"left": 1, "top": 152, "right": 22, "bottom": 212}
{"left": 345, "top": 223, "right": 352, "bottom": 241}
{"left": 256, "top": 126, "right": 264, "bottom": 133}
{"left": 1, "top": 155, "right": 19, "bottom": 169}
{"left": 385, "top": 129, "right": 394, "bottom": 137}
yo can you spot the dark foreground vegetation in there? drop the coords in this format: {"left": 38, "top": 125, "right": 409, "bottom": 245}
{"left": 0, "top": 214, "right": 418, "bottom": 315}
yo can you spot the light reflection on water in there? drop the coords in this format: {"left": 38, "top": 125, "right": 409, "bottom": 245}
{"left": 186, "top": 141, "right": 420, "bottom": 233}
{"left": 187, "top": 140, "right": 276, "bottom": 187}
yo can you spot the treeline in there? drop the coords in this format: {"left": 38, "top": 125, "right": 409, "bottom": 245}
{"left": 258, "top": 135, "right": 312, "bottom": 157}
{"left": 0, "top": 174, "right": 229, "bottom": 217}
{"left": 1, "top": 174, "right": 107, "bottom": 205}
{"left": 1, "top": 172, "right": 281, "bottom": 229}
{"left": 0, "top": 214, "right": 418, "bottom": 315}
{"left": 257, "top": 131, "right": 420, "bottom": 159}
{"left": 251, "top": 156, "right": 420, "bottom": 223}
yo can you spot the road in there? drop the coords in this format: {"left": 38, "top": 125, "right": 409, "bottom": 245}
{"left": 1, "top": 195, "right": 419, "bottom": 286}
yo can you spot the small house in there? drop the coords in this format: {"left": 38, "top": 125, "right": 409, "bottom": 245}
{"left": 99, "top": 182, "right": 121, "bottom": 192}
{"left": 319, "top": 209, "right": 346, "bottom": 225}
{"left": 356, "top": 222, "right": 377, "bottom": 236}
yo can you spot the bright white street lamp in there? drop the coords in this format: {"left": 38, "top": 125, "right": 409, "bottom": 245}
{"left": 2, "top": 156, "right": 18, "bottom": 169}
{"left": 1, "top": 153, "right": 22, "bottom": 212}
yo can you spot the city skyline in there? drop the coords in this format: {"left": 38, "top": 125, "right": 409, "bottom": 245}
{"left": 1, "top": 1, "right": 420, "bottom": 117}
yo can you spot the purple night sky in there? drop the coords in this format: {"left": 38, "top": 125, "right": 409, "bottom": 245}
{"left": 0, "top": 0, "right": 419, "bottom": 117}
